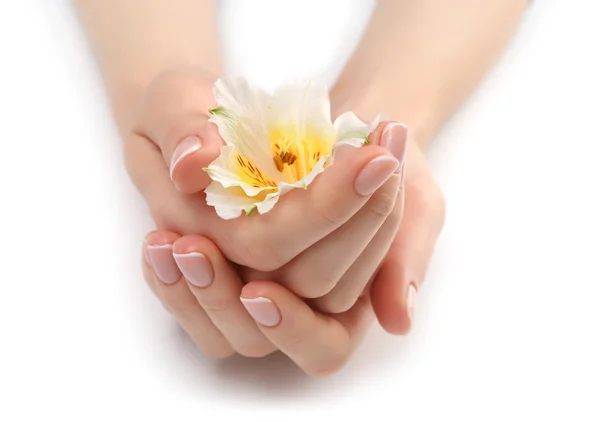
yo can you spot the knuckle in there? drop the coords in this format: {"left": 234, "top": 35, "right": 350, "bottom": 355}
{"left": 197, "top": 295, "right": 236, "bottom": 313}
{"left": 368, "top": 189, "right": 397, "bottom": 218}
{"left": 315, "top": 201, "right": 349, "bottom": 228}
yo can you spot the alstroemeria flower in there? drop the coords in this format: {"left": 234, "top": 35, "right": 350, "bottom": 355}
{"left": 204, "top": 77, "right": 381, "bottom": 219}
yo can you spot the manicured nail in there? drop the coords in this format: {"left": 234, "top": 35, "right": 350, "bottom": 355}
{"left": 240, "top": 297, "right": 281, "bottom": 327}
{"left": 173, "top": 252, "right": 214, "bottom": 288}
{"left": 382, "top": 123, "right": 408, "bottom": 173}
{"left": 147, "top": 244, "right": 181, "bottom": 284}
{"left": 407, "top": 284, "right": 417, "bottom": 321}
{"left": 170, "top": 136, "right": 202, "bottom": 180}
{"left": 354, "top": 156, "right": 400, "bottom": 196}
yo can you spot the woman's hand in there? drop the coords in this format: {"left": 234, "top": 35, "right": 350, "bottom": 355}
{"left": 127, "top": 68, "right": 407, "bottom": 309}
{"left": 322, "top": 72, "right": 448, "bottom": 333}
{"left": 144, "top": 231, "right": 374, "bottom": 376}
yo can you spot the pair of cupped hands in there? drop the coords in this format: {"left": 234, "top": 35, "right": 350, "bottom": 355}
{"left": 126, "top": 69, "right": 445, "bottom": 376}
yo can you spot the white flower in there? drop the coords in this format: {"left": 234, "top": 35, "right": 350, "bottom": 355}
{"left": 204, "top": 77, "right": 381, "bottom": 219}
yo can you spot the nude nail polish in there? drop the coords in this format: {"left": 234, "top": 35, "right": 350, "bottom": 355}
{"left": 170, "top": 136, "right": 202, "bottom": 180}
{"left": 354, "top": 156, "right": 400, "bottom": 196}
{"left": 173, "top": 252, "right": 214, "bottom": 288}
{"left": 147, "top": 244, "right": 181, "bottom": 284}
{"left": 382, "top": 123, "right": 408, "bottom": 173}
{"left": 240, "top": 297, "right": 281, "bottom": 327}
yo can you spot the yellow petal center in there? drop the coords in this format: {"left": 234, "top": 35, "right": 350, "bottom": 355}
{"left": 269, "top": 127, "right": 332, "bottom": 183}
{"left": 233, "top": 126, "right": 333, "bottom": 190}
{"left": 235, "top": 153, "right": 278, "bottom": 189}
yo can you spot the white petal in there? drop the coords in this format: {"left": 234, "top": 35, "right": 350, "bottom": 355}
{"left": 210, "top": 77, "right": 282, "bottom": 181}
{"left": 333, "top": 112, "right": 386, "bottom": 147}
{"left": 205, "top": 145, "right": 276, "bottom": 197}
{"left": 205, "top": 182, "right": 269, "bottom": 220}
{"left": 299, "top": 154, "right": 330, "bottom": 186}
{"left": 269, "top": 79, "right": 336, "bottom": 143}
{"left": 256, "top": 192, "right": 281, "bottom": 215}
{"left": 333, "top": 111, "right": 367, "bottom": 135}
{"left": 276, "top": 154, "right": 330, "bottom": 195}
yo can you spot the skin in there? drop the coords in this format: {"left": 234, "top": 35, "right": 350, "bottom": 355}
{"left": 75, "top": 0, "right": 527, "bottom": 375}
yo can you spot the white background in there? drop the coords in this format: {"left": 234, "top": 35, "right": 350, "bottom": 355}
{"left": 0, "top": 0, "right": 599, "bottom": 420}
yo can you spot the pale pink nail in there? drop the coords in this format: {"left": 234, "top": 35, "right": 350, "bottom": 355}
{"left": 407, "top": 284, "right": 417, "bottom": 321}
{"left": 173, "top": 252, "right": 214, "bottom": 287}
{"left": 354, "top": 156, "right": 400, "bottom": 196}
{"left": 170, "top": 136, "right": 202, "bottom": 180}
{"left": 147, "top": 244, "right": 181, "bottom": 284}
{"left": 240, "top": 297, "right": 281, "bottom": 327}
{"left": 382, "top": 123, "right": 408, "bottom": 173}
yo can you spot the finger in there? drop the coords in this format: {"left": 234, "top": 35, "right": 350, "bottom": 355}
{"left": 173, "top": 235, "right": 276, "bottom": 358}
{"left": 134, "top": 69, "right": 224, "bottom": 194}
{"left": 311, "top": 124, "right": 408, "bottom": 311}
{"left": 240, "top": 281, "right": 374, "bottom": 377}
{"left": 370, "top": 171, "right": 446, "bottom": 335}
{"left": 273, "top": 123, "right": 407, "bottom": 299}
{"left": 226, "top": 143, "right": 401, "bottom": 272}
{"left": 313, "top": 172, "right": 404, "bottom": 312}
{"left": 274, "top": 173, "right": 401, "bottom": 298}
{"left": 146, "top": 230, "right": 234, "bottom": 358}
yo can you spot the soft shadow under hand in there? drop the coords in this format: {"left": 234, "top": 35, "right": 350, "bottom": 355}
{"left": 165, "top": 321, "right": 413, "bottom": 403}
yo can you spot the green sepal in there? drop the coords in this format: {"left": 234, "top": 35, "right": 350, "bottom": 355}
{"left": 245, "top": 206, "right": 258, "bottom": 216}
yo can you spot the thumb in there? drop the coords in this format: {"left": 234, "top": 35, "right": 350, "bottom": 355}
{"left": 168, "top": 122, "right": 224, "bottom": 193}
{"left": 134, "top": 70, "right": 224, "bottom": 194}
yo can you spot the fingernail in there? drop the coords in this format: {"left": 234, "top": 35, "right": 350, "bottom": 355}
{"left": 240, "top": 297, "right": 281, "bottom": 327}
{"left": 407, "top": 284, "right": 417, "bottom": 321}
{"left": 173, "top": 252, "right": 214, "bottom": 288}
{"left": 147, "top": 244, "right": 181, "bottom": 284}
{"left": 170, "top": 136, "right": 202, "bottom": 180}
{"left": 354, "top": 156, "right": 400, "bottom": 196}
{"left": 382, "top": 123, "right": 408, "bottom": 173}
